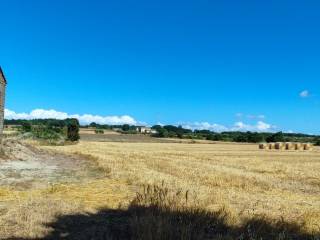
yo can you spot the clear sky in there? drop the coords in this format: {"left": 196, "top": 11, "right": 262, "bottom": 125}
{"left": 1, "top": 0, "right": 319, "bottom": 133}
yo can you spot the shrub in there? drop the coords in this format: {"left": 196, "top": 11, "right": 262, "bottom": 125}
{"left": 95, "top": 129, "right": 105, "bottom": 134}
{"left": 158, "top": 128, "right": 169, "bottom": 138}
{"left": 32, "top": 125, "right": 62, "bottom": 140}
{"left": 314, "top": 138, "right": 320, "bottom": 146}
{"left": 122, "top": 124, "right": 130, "bottom": 132}
{"left": 65, "top": 118, "right": 80, "bottom": 142}
{"left": 21, "top": 122, "right": 32, "bottom": 132}
{"left": 122, "top": 130, "right": 138, "bottom": 134}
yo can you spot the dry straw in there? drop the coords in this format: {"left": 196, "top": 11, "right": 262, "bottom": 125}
{"left": 285, "top": 142, "right": 295, "bottom": 150}
{"left": 260, "top": 142, "right": 313, "bottom": 151}
{"left": 259, "top": 143, "right": 267, "bottom": 150}
{"left": 275, "top": 142, "right": 285, "bottom": 150}
{"left": 268, "top": 143, "right": 275, "bottom": 150}
{"left": 295, "top": 143, "right": 304, "bottom": 151}
{"left": 303, "top": 143, "right": 313, "bottom": 151}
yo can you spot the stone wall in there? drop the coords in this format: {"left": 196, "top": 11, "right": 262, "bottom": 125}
{"left": 0, "top": 77, "right": 6, "bottom": 139}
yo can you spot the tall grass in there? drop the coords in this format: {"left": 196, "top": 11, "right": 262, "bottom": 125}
{"left": 27, "top": 184, "right": 319, "bottom": 240}
{"left": 127, "top": 184, "right": 318, "bottom": 240}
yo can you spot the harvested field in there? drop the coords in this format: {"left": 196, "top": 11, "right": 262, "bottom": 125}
{"left": 1, "top": 139, "right": 320, "bottom": 239}
{"left": 43, "top": 142, "right": 320, "bottom": 233}
{"left": 80, "top": 131, "right": 200, "bottom": 143}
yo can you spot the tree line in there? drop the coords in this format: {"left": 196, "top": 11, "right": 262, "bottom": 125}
{"left": 5, "top": 119, "right": 80, "bottom": 142}
{"left": 86, "top": 122, "right": 137, "bottom": 133}
{"left": 151, "top": 125, "right": 318, "bottom": 144}
{"left": 5, "top": 120, "right": 319, "bottom": 144}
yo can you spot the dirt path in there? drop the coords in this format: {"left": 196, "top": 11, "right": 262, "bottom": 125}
{"left": 0, "top": 139, "right": 105, "bottom": 189}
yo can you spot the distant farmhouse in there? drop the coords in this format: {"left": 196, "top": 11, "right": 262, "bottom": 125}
{"left": 136, "top": 126, "right": 157, "bottom": 134}
{"left": 0, "top": 67, "right": 7, "bottom": 140}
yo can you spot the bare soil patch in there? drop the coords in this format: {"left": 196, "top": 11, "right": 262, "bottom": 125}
{"left": 0, "top": 139, "right": 105, "bottom": 189}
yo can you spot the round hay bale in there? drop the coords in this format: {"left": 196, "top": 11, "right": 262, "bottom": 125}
{"left": 295, "top": 143, "right": 303, "bottom": 151}
{"left": 275, "top": 142, "right": 285, "bottom": 150}
{"left": 285, "top": 142, "right": 294, "bottom": 150}
{"left": 259, "top": 143, "right": 267, "bottom": 150}
{"left": 268, "top": 143, "right": 275, "bottom": 150}
{"left": 259, "top": 143, "right": 265, "bottom": 149}
{"left": 304, "top": 143, "right": 313, "bottom": 151}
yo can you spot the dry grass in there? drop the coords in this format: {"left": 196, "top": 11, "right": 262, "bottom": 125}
{"left": 1, "top": 141, "right": 320, "bottom": 238}
{"left": 124, "top": 184, "right": 318, "bottom": 240}
{"left": 4, "top": 184, "right": 317, "bottom": 240}
{"left": 0, "top": 178, "right": 132, "bottom": 239}
{"left": 42, "top": 142, "right": 320, "bottom": 233}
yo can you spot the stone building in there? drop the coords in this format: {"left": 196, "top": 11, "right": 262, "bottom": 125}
{"left": 136, "top": 126, "right": 157, "bottom": 134}
{"left": 0, "top": 67, "right": 7, "bottom": 140}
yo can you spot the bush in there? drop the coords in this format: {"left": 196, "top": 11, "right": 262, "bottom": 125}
{"left": 314, "top": 138, "right": 320, "bottom": 146}
{"left": 122, "top": 130, "right": 138, "bottom": 134}
{"left": 32, "top": 125, "right": 62, "bottom": 140}
{"left": 9, "top": 118, "right": 80, "bottom": 144}
{"left": 95, "top": 129, "right": 105, "bottom": 134}
{"left": 21, "top": 122, "right": 32, "bottom": 132}
{"left": 157, "top": 128, "right": 169, "bottom": 138}
{"left": 65, "top": 118, "right": 80, "bottom": 142}
{"left": 66, "top": 119, "right": 80, "bottom": 141}
{"left": 122, "top": 124, "right": 130, "bottom": 132}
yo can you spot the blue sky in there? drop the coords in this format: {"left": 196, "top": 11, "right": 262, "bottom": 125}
{"left": 1, "top": 0, "right": 319, "bottom": 133}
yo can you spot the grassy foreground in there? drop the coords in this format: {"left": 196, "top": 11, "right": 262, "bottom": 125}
{"left": 1, "top": 141, "right": 319, "bottom": 239}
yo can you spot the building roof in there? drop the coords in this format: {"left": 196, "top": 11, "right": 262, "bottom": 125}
{"left": 0, "top": 66, "right": 7, "bottom": 84}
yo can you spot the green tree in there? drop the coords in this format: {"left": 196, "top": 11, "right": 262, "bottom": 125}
{"left": 65, "top": 118, "right": 80, "bottom": 141}
{"left": 314, "top": 137, "right": 320, "bottom": 146}
{"left": 122, "top": 124, "right": 130, "bottom": 132}
{"left": 152, "top": 125, "right": 163, "bottom": 132}
{"left": 21, "top": 122, "right": 32, "bottom": 132}
{"left": 247, "top": 132, "right": 265, "bottom": 143}
{"left": 234, "top": 134, "right": 248, "bottom": 142}
{"left": 95, "top": 129, "right": 104, "bottom": 134}
{"left": 177, "top": 125, "right": 184, "bottom": 139}
{"left": 157, "top": 128, "right": 169, "bottom": 138}
{"left": 266, "top": 132, "right": 284, "bottom": 143}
